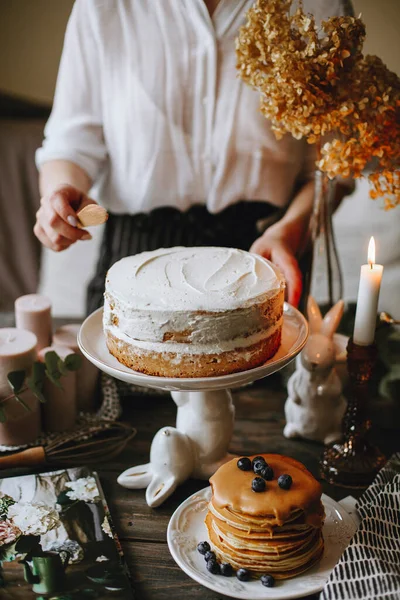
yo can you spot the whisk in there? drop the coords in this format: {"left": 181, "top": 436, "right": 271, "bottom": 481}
{"left": 0, "top": 421, "right": 136, "bottom": 470}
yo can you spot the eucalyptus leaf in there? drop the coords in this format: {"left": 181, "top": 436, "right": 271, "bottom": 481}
{"left": 26, "top": 362, "right": 46, "bottom": 403}
{"left": 44, "top": 351, "right": 63, "bottom": 388}
{"left": 32, "top": 361, "right": 46, "bottom": 384}
{"left": 44, "top": 351, "right": 61, "bottom": 377}
{"left": 26, "top": 377, "right": 46, "bottom": 403}
{"left": 64, "top": 353, "right": 83, "bottom": 371}
{"left": 57, "top": 358, "right": 69, "bottom": 377}
{"left": 14, "top": 395, "right": 31, "bottom": 412}
{"left": 7, "top": 370, "right": 26, "bottom": 394}
{"left": 46, "top": 372, "right": 64, "bottom": 389}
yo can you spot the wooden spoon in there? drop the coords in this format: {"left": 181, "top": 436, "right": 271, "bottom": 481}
{"left": 76, "top": 204, "right": 109, "bottom": 228}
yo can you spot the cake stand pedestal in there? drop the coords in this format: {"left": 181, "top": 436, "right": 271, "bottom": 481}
{"left": 78, "top": 304, "right": 308, "bottom": 507}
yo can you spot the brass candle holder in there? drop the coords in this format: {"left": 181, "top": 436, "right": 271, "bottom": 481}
{"left": 320, "top": 337, "right": 386, "bottom": 487}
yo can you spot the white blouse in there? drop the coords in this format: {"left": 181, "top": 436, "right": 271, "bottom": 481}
{"left": 36, "top": 0, "right": 351, "bottom": 215}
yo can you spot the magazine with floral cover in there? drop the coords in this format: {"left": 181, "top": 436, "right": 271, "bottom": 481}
{"left": 0, "top": 467, "right": 133, "bottom": 599}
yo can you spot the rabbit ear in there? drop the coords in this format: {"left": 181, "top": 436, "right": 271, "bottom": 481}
{"left": 321, "top": 299, "right": 344, "bottom": 339}
{"left": 117, "top": 463, "right": 152, "bottom": 489}
{"left": 307, "top": 296, "right": 322, "bottom": 333}
{"left": 146, "top": 473, "right": 177, "bottom": 508}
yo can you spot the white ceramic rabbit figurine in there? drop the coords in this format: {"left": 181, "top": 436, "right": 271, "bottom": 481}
{"left": 117, "top": 388, "right": 235, "bottom": 507}
{"left": 117, "top": 426, "right": 195, "bottom": 507}
{"left": 284, "top": 297, "right": 347, "bottom": 445}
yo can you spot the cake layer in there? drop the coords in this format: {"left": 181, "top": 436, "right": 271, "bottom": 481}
{"left": 104, "top": 292, "right": 283, "bottom": 346}
{"left": 105, "top": 326, "right": 281, "bottom": 378}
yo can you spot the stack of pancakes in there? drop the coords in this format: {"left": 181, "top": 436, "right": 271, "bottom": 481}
{"left": 205, "top": 454, "right": 324, "bottom": 579}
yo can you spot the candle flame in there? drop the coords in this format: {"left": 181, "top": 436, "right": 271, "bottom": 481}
{"left": 368, "top": 236, "right": 375, "bottom": 268}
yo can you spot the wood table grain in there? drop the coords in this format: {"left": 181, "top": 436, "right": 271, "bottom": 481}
{"left": 1, "top": 314, "right": 399, "bottom": 600}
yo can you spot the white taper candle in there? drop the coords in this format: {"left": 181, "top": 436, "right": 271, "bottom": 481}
{"left": 353, "top": 237, "right": 383, "bottom": 346}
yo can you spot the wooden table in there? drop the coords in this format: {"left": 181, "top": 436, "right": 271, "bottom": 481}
{"left": 1, "top": 314, "right": 399, "bottom": 600}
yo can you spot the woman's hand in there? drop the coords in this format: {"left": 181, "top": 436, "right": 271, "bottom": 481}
{"left": 34, "top": 184, "right": 97, "bottom": 252}
{"left": 250, "top": 220, "right": 305, "bottom": 307}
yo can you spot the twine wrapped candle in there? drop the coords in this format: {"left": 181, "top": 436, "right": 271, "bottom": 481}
{"left": 15, "top": 294, "right": 52, "bottom": 352}
{"left": 38, "top": 344, "right": 77, "bottom": 433}
{"left": 53, "top": 324, "right": 99, "bottom": 411}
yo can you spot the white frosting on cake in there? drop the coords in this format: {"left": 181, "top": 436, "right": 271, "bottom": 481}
{"left": 105, "top": 319, "right": 282, "bottom": 357}
{"left": 103, "top": 247, "right": 284, "bottom": 357}
{"left": 105, "top": 247, "right": 284, "bottom": 311}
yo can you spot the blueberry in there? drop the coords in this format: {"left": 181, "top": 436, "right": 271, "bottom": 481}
{"left": 261, "top": 574, "right": 275, "bottom": 587}
{"left": 197, "top": 541, "right": 210, "bottom": 555}
{"left": 237, "top": 457, "right": 252, "bottom": 471}
{"left": 204, "top": 550, "right": 216, "bottom": 562}
{"left": 278, "top": 474, "right": 293, "bottom": 490}
{"left": 251, "top": 477, "right": 266, "bottom": 492}
{"left": 253, "top": 460, "right": 266, "bottom": 475}
{"left": 220, "top": 562, "right": 233, "bottom": 577}
{"left": 251, "top": 456, "right": 266, "bottom": 469}
{"left": 260, "top": 466, "right": 274, "bottom": 480}
{"left": 206, "top": 559, "right": 220, "bottom": 574}
{"left": 236, "top": 568, "right": 250, "bottom": 581}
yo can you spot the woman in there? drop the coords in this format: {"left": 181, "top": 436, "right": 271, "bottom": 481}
{"left": 34, "top": 0, "right": 353, "bottom": 314}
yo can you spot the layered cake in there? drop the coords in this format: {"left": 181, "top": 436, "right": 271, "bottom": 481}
{"left": 103, "top": 247, "right": 285, "bottom": 377}
{"left": 205, "top": 454, "right": 324, "bottom": 579}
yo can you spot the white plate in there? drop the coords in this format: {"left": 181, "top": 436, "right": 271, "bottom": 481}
{"left": 78, "top": 303, "right": 308, "bottom": 391}
{"left": 167, "top": 487, "right": 357, "bottom": 600}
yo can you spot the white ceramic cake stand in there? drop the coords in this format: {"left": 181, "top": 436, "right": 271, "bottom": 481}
{"left": 78, "top": 303, "right": 308, "bottom": 507}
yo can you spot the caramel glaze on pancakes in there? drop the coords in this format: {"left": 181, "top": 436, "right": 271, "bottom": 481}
{"left": 206, "top": 454, "right": 325, "bottom": 579}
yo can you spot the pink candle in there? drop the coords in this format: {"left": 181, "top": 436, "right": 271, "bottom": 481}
{"left": 15, "top": 294, "right": 52, "bottom": 352}
{"left": 53, "top": 324, "right": 99, "bottom": 411}
{"left": 0, "top": 388, "right": 41, "bottom": 446}
{"left": 38, "top": 344, "right": 77, "bottom": 432}
{"left": 0, "top": 328, "right": 37, "bottom": 397}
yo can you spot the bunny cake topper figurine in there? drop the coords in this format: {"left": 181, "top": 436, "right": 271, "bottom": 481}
{"left": 284, "top": 297, "right": 347, "bottom": 445}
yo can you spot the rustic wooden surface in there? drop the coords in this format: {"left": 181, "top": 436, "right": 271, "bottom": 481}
{"left": 1, "top": 314, "right": 399, "bottom": 600}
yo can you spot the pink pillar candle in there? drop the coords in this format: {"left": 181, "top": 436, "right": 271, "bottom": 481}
{"left": 15, "top": 294, "right": 52, "bottom": 352}
{"left": 38, "top": 344, "right": 77, "bottom": 433}
{"left": 53, "top": 324, "right": 99, "bottom": 411}
{"left": 0, "top": 328, "right": 37, "bottom": 397}
{"left": 0, "top": 389, "right": 41, "bottom": 446}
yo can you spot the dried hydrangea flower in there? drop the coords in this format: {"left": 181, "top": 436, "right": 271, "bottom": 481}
{"left": 236, "top": 0, "right": 400, "bottom": 207}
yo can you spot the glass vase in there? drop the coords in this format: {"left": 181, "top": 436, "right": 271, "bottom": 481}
{"left": 302, "top": 170, "right": 343, "bottom": 311}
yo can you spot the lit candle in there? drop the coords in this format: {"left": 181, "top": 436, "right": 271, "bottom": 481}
{"left": 15, "top": 294, "right": 52, "bottom": 352}
{"left": 353, "top": 237, "right": 384, "bottom": 346}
